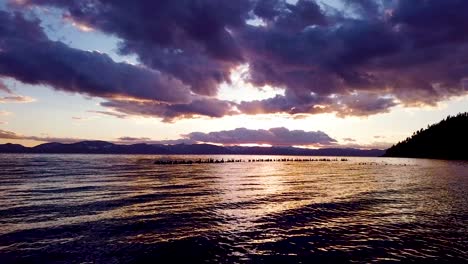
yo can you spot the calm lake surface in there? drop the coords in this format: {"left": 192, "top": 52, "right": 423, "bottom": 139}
{"left": 0, "top": 154, "right": 467, "bottom": 263}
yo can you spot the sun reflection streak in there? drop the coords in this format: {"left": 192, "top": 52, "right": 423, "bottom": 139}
{"left": 1, "top": 155, "right": 467, "bottom": 262}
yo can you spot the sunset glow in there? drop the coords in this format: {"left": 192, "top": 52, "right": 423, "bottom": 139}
{"left": 0, "top": 0, "right": 467, "bottom": 149}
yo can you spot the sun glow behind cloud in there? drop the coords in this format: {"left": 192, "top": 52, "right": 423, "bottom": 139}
{"left": 1, "top": 0, "right": 468, "bottom": 149}
{"left": 217, "top": 64, "right": 285, "bottom": 103}
{"left": 63, "top": 15, "right": 94, "bottom": 32}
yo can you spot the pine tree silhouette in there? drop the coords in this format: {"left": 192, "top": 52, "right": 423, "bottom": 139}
{"left": 384, "top": 112, "right": 468, "bottom": 160}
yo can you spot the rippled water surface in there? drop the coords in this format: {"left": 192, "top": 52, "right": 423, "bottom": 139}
{"left": 0, "top": 154, "right": 467, "bottom": 263}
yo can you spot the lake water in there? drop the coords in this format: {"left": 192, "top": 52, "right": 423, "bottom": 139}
{"left": 0, "top": 154, "right": 467, "bottom": 263}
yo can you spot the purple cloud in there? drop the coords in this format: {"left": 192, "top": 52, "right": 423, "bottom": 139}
{"left": 237, "top": 0, "right": 468, "bottom": 113}
{"left": 183, "top": 127, "right": 336, "bottom": 146}
{"left": 15, "top": 0, "right": 251, "bottom": 96}
{"left": 2, "top": 0, "right": 468, "bottom": 119}
{"left": 238, "top": 91, "right": 397, "bottom": 117}
{"left": 0, "top": 11, "right": 192, "bottom": 104}
{"left": 117, "top": 127, "right": 336, "bottom": 146}
{"left": 0, "top": 10, "right": 242, "bottom": 120}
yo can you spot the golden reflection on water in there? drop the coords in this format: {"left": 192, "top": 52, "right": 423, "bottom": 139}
{"left": 0, "top": 154, "right": 467, "bottom": 262}
{"left": 0, "top": 156, "right": 454, "bottom": 234}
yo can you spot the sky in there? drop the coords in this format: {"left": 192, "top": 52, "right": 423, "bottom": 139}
{"left": 0, "top": 0, "right": 467, "bottom": 148}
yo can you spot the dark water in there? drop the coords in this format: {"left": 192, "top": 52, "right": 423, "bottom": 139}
{"left": 0, "top": 154, "right": 467, "bottom": 263}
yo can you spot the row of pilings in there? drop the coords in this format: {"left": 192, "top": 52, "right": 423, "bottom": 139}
{"left": 154, "top": 157, "right": 349, "bottom": 165}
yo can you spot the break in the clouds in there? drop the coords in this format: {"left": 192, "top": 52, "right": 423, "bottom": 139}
{"left": 182, "top": 127, "right": 336, "bottom": 146}
{"left": 3, "top": 0, "right": 468, "bottom": 120}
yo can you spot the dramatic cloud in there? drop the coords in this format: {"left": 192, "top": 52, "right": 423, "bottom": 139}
{"left": 0, "top": 10, "right": 245, "bottom": 120}
{"left": 0, "top": 11, "right": 192, "bottom": 104}
{"left": 13, "top": 0, "right": 252, "bottom": 96}
{"left": 3, "top": 0, "right": 468, "bottom": 119}
{"left": 237, "top": 0, "right": 468, "bottom": 114}
{"left": 182, "top": 127, "right": 336, "bottom": 146}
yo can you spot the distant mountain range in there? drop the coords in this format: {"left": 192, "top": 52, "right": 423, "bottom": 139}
{"left": 384, "top": 112, "right": 468, "bottom": 160}
{"left": 0, "top": 141, "right": 385, "bottom": 157}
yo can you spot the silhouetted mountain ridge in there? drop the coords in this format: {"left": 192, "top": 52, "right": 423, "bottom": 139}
{"left": 384, "top": 112, "right": 468, "bottom": 160}
{"left": 0, "top": 141, "right": 384, "bottom": 156}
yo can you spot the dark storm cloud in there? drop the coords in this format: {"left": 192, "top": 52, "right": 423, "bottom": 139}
{"left": 183, "top": 127, "right": 336, "bottom": 146}
{"left": 0, "top": 11, "right": 192, "bottom": 104}
{"left": 4, "top": 0, "right": 468, "bottom": 119}
{"left": 234, "top": 0, "right": 468, "bottom": 115}
{"left": 254, "top": 0, "right": 327, "bottom": 31}
{"left": 15, "top": 0, "right": 252, "bottom": 95}
{"left": 0, "top": 10, "right": 239, "bottom": 120}
{"left": 342, "top": 0, "right": 380, "bottom": 18}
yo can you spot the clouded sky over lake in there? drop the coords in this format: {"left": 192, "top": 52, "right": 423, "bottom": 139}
{"left": 1, "top": 0, "right": 467, "bottom": 148}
